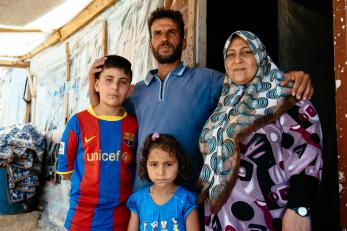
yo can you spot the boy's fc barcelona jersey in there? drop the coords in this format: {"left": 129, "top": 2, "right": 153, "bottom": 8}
{"left": 57, "top": 107, "right": 137, "bottom": 231}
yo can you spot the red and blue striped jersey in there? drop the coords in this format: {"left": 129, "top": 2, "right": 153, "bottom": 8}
{"left": 57, "top": 107, "right": 137, "bottom": 231}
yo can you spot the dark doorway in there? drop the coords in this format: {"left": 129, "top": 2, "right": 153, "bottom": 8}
{"left": 206, "top": 1, "right": 339, "bottom": 230}
{"left": 206, "top": 0, "right": 278, "bottom": 73}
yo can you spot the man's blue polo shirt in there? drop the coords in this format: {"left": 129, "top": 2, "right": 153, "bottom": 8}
{"left": 128, "top": 63, "right": 224, "bottom": 192}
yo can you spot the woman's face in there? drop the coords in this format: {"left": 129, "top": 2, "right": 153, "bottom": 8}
{"left": 225, "top": 37, "right": 257, "bottom": 85}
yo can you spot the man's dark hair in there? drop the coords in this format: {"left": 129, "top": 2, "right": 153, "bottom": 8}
{"left": 138, "top": 133, "right": 191, "bottom": 185}
{"left": 95, "top": 55, "right": 132, "bottom": 80}
{"left": 147, "top": 7, "right": 185, "bottom": 40}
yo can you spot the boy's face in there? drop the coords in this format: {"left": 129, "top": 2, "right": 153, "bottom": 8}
{"left": 95, "top": 67, "right": 131, "bottom": 108}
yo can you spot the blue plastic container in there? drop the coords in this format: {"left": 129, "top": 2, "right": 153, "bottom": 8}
{"left": 0, "top": 167, "right": 27, "bottom": 214}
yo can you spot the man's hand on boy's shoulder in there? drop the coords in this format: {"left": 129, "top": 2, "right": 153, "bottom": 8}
{"left": 88, "top": 57, "right": 106, "bottom": 83}
{"left": 88, "top": 57, "right": 107, "bottom": 106}
{"left": 282, "top": 71, "right": 313, "bottom": 100}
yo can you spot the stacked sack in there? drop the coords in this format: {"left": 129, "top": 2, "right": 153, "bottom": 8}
{"left": 0, "top": 124, "right": 45, "bottom": 203}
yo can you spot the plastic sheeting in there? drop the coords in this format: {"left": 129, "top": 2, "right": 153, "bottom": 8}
{"left": 65, "top": 22, "right": 104, "bottom": 119}
{"left": 107, "top": 0, "right": 161, "bottom": 81}
{"left": 30, "top": 48, "right": 66, "bottom": 132}
{"left": 0, "top": 68, "right": 27, "bottom": 127}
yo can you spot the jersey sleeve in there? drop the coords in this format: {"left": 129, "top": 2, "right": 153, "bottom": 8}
{"left": 182, "top": 190, "right": 198, "bottom": 220}
{"left": 56, "top": 115, "right": 80, "bottom": 175}
{"left": 126, "top": 193, "right": 139, "bottom": 216}
{"left": 280, "top": 100, "right": 323, "bottom": 208}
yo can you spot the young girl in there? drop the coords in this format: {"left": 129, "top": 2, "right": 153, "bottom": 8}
{"left": 127, "top": 133, "right": 200, "bottom": 231}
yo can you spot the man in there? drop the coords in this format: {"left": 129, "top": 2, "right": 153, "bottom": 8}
{"left": 89, "top": 8, "right": 313, "bottom": 193}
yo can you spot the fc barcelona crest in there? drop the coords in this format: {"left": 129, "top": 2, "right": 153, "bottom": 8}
{"left": 121, "top": 152, "right": 133, "bottom": 164}
{"left": 123, "top": 132, "right": 135, "bottom": 147}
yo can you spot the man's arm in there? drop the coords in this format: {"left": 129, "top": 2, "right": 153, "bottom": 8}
{"left": 282, "top": 71, "right": 313, "bottom": 100}
{"left": 88, "top": 57, "right": 106, "bottom": 106}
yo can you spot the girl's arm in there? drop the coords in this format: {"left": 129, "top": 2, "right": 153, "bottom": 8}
{"left": 186, "top": 208, "right": 200, "bottom": 231}
{"left": 127, "top": 211, "right": 140, "bottom": 231}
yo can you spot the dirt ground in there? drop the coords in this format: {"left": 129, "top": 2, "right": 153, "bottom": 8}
{"left": 0, "top": 211, "right": 42, "bottom": 231}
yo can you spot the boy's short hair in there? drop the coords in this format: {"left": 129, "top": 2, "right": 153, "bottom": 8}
{"left": 147, "top": 7, "right": 185, "bottom": 40}
{"left": 95, "top": 55, "right": 132, "bottom": 80}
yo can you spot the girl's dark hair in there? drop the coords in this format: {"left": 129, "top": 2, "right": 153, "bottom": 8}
{"left": 138, "top": 133, "right": 191, "bottom": 184}
{"left": 147, "top": 7, "right": 185, "bottom": 40}
{"left": 95, "top": 55, "right": 132, "bottom": 80}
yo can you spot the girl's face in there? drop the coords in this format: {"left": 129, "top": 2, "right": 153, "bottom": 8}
{"left": 146, "top": 147, "right": 179, "bottom": 188}
{"left": 224, "top": 37, "right": 257, "bottom": 85}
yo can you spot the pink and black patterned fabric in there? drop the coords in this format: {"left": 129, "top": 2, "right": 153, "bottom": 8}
{"left": 204, "top": 100, "right": 323, "bottom": 230}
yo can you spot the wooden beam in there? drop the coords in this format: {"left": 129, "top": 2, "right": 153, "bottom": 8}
{"left": 64, "top": 41, "right": 71, "bottom": 124}
{"left": 0, "top": 28, "right": 42, "bottom": 33}
{"left": 0, "top": 60, "right": 30, "bottom": 68}
{"left": 19, "top": 0, "right": 117, "bottom": 60}
{"left": 65, "top": 42, "right": 70, "bottom": 81}
{"left": 64, "top": 41, "right": 70, "bottom": 124}
{"left": 64, "top": 92, "right": 69, "bottom": 125}
{"left": 164, "top": 0, "right": 174, "bottom": 9}
{"left": 196, "top": 0, "right": 206, "bottom": 67}
{"left": 31, "top": 74, "right": 37, "bottom": 124}
{"left": 26, "top": 68, "right": 36, "bottom": 97}
{"left": 23, "top": 69, "right": 35, "bottom": 123}
{"left": 0, "top": 55, "right": 21, "bottom": 59}
{"left": 60, "top": 0, "right": 117, "bottom": 40}
{"left": 23, "top": 82, "right": 31, "bottom": 123}
{"left": 102, "top": 21, "right": 108, "bottom": 56}
{"left": 186, "top": 0, "right": 197, "bottom": 67}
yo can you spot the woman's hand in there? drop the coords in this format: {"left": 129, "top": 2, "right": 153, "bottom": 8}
{"left": 282, "top": 71, "right": 313, "bottom": 100}
{"left": 282, "top": 208, "right": 311, "bottom": 231}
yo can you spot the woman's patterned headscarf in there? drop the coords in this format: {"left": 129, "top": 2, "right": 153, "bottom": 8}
{"left": 198, "top": 30, "right": 297, "bottom": 213}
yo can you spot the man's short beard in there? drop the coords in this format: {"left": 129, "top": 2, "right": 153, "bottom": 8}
{"left": 152, "top": 41, "right": 183, "bottom": 64}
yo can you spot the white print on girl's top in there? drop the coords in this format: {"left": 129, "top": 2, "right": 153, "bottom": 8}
{"left": 172, "top": 218, "right": 179, "bottom": 231}
{"left": 151, "top": 221, "right": 158, "bottom": 231}
{"left": 143, "top": 221, "right": 148, "bottom": 231}
{"left": 160, "top": 220, "right": 168, "bottom": 231}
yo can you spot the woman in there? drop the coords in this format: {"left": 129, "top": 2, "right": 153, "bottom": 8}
{"left": 199, "top": 31, "right": 322, "bottom": 231}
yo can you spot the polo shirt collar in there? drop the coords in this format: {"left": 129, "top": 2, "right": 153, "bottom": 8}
{"left": 144, "top": 62, "right": 187, "bottom": 86}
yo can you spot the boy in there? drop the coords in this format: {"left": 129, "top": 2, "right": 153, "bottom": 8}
{"left": 57, "top": 55, "right": 137, "bottom": 231}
